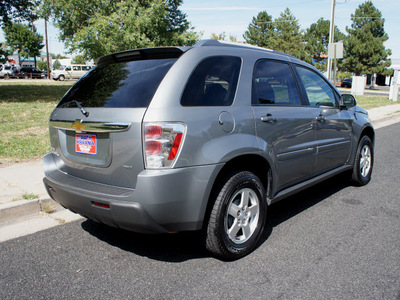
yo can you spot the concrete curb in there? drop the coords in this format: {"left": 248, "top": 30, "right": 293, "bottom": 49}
{"left": 0, "top": 198, "right": 62, "bottom": 223}
{"left": 371, "top": 112, "right": 400, "bottom": 129}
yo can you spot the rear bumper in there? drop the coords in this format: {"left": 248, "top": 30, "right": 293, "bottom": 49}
{"left": 43, "top": 153, "right": 222, "bottom": 233}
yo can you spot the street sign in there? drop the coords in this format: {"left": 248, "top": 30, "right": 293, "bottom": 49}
{"left": 328, "top": 42, "right": 343, "bottom": 59}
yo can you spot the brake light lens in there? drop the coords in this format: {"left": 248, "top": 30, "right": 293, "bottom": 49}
{"left": 145, "top": 125, "right": 163, "bottom": 139}
{"left": 145, "top": 141, "right": 163, "bottom": 155}
{"left": 144, "top": 123, "right": 186, "bottom": 168}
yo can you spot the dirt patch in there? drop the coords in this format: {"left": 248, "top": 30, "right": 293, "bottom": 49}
{"left": 0, "top": 158, "right": 42, "bottom": 168}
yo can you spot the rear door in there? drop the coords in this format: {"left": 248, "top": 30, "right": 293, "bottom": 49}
{"left": 294, "top": 65, "right": 353, "bottom": 174}
{"left": 252, "top": 60, "right": 317, "bottom": 190}
{"left": 49, "top": 58, "right": 178, "bottom": 189}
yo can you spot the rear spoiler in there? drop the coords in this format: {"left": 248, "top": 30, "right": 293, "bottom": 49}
{"left": 95, "top": 47, "right": 190, "bottom": 65}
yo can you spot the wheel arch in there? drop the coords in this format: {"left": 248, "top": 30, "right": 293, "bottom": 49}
{"left": 201, "top": 154, "right": 272, "bottom": 229}
{"left": 360, "top": 125, "right": 375, "bottom": 144}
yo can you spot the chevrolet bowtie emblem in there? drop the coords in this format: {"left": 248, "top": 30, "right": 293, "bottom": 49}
{"left": 71, "top": 119, "right": 85, "bottom": 133}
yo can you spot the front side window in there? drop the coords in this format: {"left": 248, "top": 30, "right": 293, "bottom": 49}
{"left": 253, "top": 60, "right": 301, "bottom": 106}
{"left": 295, "top": 66, "right": 336, "bottom": 107}
{"left": 181, "top": 56, "right": 241, "bottom": 106}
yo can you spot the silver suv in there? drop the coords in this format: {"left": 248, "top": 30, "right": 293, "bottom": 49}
{"left": 43, "top": 40, "right": 374, "bottom": 259}
{"left": 0, "top": 65, "right": 15, "bottom": 79}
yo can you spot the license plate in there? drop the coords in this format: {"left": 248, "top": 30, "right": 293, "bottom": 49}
{"left": 75, "top": 133, "right": 97, "bottom": 155}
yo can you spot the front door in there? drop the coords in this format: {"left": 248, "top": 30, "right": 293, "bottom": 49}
{"left": 252, "top": 60, "right": 317, "bottom": 192}
{"left": 294, "top": 66, "right": 353, "bottom": 174}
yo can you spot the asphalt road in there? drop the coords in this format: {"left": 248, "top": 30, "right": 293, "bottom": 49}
{"left": 1, "top": 123, "right": 400, "bottom": 300}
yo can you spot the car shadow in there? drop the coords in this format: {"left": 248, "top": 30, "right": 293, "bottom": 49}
{"left": 81, "top": 220, "right": 208, "bottom": 262}
{"left": 81, "top": 173, "right": 350, "bottom": 262}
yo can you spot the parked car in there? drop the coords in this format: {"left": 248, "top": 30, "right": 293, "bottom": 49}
{"left": 341, "top": 78, "right": 352, "bottom": 88}
{"left": 0, "top": 65, "right": 16, "bottom": 79}
{"left": 51, "top": 64, "right": 93, "bottom": 81}
{"left": 13, "top": 66, "right": 46, "bottom": 79}
{"left": 43, "top": 40, "right": 374, "bottom": 259}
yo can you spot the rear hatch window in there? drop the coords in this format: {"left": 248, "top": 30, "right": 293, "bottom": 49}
{"left": 58, "top": 59, "right": 177, "bottom": 108}
{"left": 50, "top": 58, "right": 177, "bottom": 189}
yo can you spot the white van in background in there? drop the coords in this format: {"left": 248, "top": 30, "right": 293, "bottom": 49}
{"left": 51, "top": 65, "right": 93, "bottom": 81}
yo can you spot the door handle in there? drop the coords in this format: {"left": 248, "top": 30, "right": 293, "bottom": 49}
{"left": 316, "top": 114, "right": 326, "bottom": 122}
{"left": 261, "top": 114, "right": 277, "bottom": 124}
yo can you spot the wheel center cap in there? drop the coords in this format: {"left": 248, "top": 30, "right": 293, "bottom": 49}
{"left": 237, "top": 207, "right": 250, "bottom": 226}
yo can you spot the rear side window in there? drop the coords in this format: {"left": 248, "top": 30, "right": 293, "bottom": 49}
{"left": 57, "top": 59, "right": 177, "bottom": 108}
{"left": 253, "top": 60, "right": 301, "bottom": 106}
{"left": 181, "top": 56, "right": 241, "bottom": 106}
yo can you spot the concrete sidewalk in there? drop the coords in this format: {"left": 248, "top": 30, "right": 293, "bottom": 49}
{"left": 0, "top": 103, "right": 399, "bottom": 241}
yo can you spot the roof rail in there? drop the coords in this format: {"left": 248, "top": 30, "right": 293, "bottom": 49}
{"left": 194, "top": 39, "right": 273, "bottom": 51}
{"left": 193, "top": 39, "right": 296, "bottom": 59}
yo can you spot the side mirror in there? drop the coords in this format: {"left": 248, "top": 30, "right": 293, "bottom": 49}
{"left": 340, "top": 94, "right": 356, "bottom": 109}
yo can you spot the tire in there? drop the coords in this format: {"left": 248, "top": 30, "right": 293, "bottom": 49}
{"left": 205, "top": 171, "right": 267, "bottom": 260}
{"left": 351, "top": 136, "right": 374, "bottom": 186}
{"left": 59, "top": 75, "right": 65, "bottom": 81}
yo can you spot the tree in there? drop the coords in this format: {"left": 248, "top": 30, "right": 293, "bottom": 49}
{"left": 72, "top": 55, "right": 86, "bottom": 64}
{"left": 244, "top": 9, "right": 306, "bottom": 60}
{"left": 50, "top": 53, "right": 68, "bottom": 59}
{"left": 243, "top": 11, "right": 274, "bottom": 48}
{"left": 37, "top": 59, "right": 47, "bottom": 70}
{"left": 44, "top": 0, "right": 200, "bottom": 59}
{"left": 53, "top": 59, "right": 61, "bottom": 70}
{"left": 343, "top": 1, "right": 391, "bottom": 75}
{"left": 0, "top": 44, "right": 10, "bottom": 63}
{"left": 210, "top": 32, "right": 238, "bottom": 42}
{"left": 269, "top": 8, "right": 306, "bottom": 60}
{"left": 211, "top": 32, "right": 227, "bottom": 41}
{"left": 305, "top": 18, "right": 346, "bottom": 71}
{"left": 0, "top": 0, "right": 36, "bottom": 26}
{"left": 3, "top": 22, "right": 44, "bottom": 66}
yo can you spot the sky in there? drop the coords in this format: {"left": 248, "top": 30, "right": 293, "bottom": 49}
{"left": 1, "top": 0, "right": 399, "bottom": 59}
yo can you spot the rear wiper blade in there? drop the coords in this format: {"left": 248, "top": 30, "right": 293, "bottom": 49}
{"left": 60, "top": 100, "right": 90, "bottom": 117}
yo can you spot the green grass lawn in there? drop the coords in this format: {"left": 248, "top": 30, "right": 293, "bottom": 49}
{"left": 354, "top": 95, "right": 394, "bottom": 110}
{"left": 0, "top": 81, "right": 74, "bottom": 164}
{"left": 0, "top": 80, "right": 397, "bottom": 164}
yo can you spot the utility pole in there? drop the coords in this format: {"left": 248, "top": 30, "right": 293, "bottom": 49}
{"left": 326, "top": 0, "right": 336, "bottom": 82}
{"left": 45, "top": 19, "right": 51, "bottom": 79}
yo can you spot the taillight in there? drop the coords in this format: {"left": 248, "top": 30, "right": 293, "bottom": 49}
{"left": 144, "top": 123, "right": 186, "bottom": 169}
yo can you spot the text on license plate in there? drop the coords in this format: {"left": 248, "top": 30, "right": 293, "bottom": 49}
{"left": 75, "top": 133, "right": 97, "bottom": 155}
